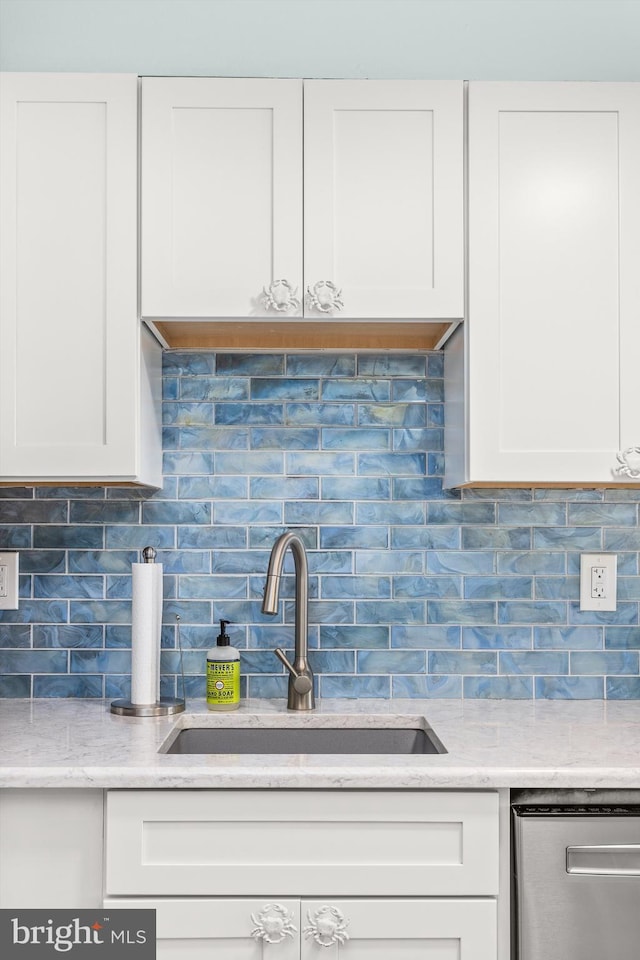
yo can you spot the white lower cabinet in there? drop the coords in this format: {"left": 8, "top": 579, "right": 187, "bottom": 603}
{"left": 105, "top": 789, "right": 499, "bottom": 958}
{"left": 104, "top": 896, "right": 496, "bottom": 958}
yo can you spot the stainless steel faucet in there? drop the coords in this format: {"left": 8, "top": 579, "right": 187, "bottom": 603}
{"left": 261, "top": 531, "right": 315, "bottom": 710}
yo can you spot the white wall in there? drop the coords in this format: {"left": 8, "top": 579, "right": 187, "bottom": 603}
{"left": 1, "top": 0, "right": 639, "bottom": 79}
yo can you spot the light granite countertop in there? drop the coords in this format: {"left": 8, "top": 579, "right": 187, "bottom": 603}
{"left": 1, "top": 697, "right": 640, "bottom": 789}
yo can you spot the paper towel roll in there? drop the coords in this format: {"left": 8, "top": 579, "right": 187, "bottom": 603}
{"left": 131, "top": 561, "right": 163, "bottom": 705}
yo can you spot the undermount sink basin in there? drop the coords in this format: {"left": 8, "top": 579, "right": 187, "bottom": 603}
{"left": 162, "top": 722, "right": 446, "bottom": 756}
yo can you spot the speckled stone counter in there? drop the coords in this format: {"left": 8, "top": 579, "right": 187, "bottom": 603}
{"left": 1, "top": 697, "right": 639, "bottom": 789}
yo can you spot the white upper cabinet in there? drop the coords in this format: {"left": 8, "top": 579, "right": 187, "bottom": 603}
{"left": 141, "top": 78, "right": 303, "bottom": 319}
{"left": 140, "top": 79, "right": 463, "bottom": 324}
{"left": 0, "top": 73, "right": 161, "bottom": 486}
{"left": 304, "top": 80, "right": 463, "bottom": 319}
{"left": 446, "top": 81, "right": 640, "bottom": 487}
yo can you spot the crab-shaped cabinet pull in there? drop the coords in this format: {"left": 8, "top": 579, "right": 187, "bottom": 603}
{"left": 250, "top": 903, "right": 297, "bottom": 944}
{"left": 305, "top": 280, "right": 344, "bottom": 314}
{"left": 261, "top": 279, "right": 300, "bottom": 313}
{"left": 303, "top": 905, "right": 350, "bottom": 947}
{"left": 615, "top": 447, "right": 640, "bottom": 480}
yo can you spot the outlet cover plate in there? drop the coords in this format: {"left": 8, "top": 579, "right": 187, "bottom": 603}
{"left": 0, "top": 551, "right": 19, "bottom": 610}
{"left": 579, "top": 552, "right": 617, "bottom": 612}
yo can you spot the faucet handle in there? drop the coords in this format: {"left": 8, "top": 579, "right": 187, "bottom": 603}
{"left": 274, "top": 648, "right": 313, "bottom": 695}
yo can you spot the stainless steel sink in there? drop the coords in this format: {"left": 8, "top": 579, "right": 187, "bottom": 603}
{"left": 162, "top": 723, "right": 446, "bottom": 756}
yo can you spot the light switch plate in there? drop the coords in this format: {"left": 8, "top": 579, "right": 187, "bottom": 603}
{"left": 579, "top": 552, "right": 617, "bottom": 612}
{"left": 0, "top": 551, "right": 19, "bottom": 610}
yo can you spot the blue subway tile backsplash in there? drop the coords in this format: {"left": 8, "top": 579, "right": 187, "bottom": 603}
{"left": 1, "top": 350, "right": 639, "bottom": 699}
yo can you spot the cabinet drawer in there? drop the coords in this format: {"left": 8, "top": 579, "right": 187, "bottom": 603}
{"left": 105, "top": 790, "right": 499, "bottom": 897}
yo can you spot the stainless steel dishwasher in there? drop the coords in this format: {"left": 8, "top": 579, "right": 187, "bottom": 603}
{"left": 512, "top": 789, "right": 640, "bottom": 960}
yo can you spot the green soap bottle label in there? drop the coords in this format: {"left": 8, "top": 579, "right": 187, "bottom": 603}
{"left": 206, "top": 659, "right": 240, "bottom": 705}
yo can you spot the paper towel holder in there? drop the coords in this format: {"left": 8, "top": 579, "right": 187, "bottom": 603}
{"left": 111, "top": 548, "right": 186, "bottom": 717}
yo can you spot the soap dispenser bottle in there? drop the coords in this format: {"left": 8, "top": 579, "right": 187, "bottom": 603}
{"left": 206, "top": 619, "right": 240, "bottom": 711}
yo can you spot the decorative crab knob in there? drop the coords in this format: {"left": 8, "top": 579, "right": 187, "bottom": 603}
{"left": 305, "top": 280, "right": 344, "bottom": 314}
{"left": 250, "top": 903, "right": 297, "bottom": 944}
{"left": 261, "top": 279, "right": 300, "bottom": 313}
{"left": 614, "top": 447, "right": 640, "bottom": 480}
{"left": 303, "top": 905, "right": 350, "bottom": 947}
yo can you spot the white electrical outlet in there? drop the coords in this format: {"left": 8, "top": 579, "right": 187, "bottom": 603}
{"left": 579, "top": 552, "right": 617, "bottom": 611}
{"left": 0, "top": 552, "right": 19, "bottom": 610}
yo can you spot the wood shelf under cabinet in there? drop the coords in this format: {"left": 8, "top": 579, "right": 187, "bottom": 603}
{"left": 146, "top": 319, "right": 458, "bottom": 352}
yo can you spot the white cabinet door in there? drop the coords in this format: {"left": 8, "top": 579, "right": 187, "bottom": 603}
{"left": 304, "top": 81, "right": 463, "bottom": 320}
{"left": 141, "top": 78, "right": 302, "bottom": 319}
{"left": 0, "top": 73, "right": 160, "bottom": 485}
{"left": 452, "top": 81, "right": 640, "bottom": 486}
{"left": 104, "top": 898, "right": 300, "bottom": 960}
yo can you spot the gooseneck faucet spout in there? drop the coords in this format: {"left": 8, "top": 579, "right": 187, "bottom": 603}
{"left": 261, "top": 531, "right": 315, "bottom": 710}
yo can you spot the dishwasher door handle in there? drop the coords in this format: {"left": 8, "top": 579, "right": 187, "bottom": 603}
{"left": 566, "top": 844, "right": 640, "bottom": 876}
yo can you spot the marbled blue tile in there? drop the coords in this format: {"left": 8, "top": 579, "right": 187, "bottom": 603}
{"left": 0, "top": 650, "right": 67, "bottom": 673}
{"left": 287, "top": 354, "right": 355, "bottom": 377}
{"left": 162, "top": 452, "right": 215, "bottom": 476}
{"left": 213, "top": 500, "right": 282, "bottom": 524}
{"left": 251, "top": 476, "right": 317, "bottom": 500}
{"left": 142, "top": 501, "right": 211, "bottom": 525}
{"left": 322, "top": 478, "right": 390, "bottom": 501}
{"left": 497, "top": 551, "right": 565, "bottom": 575}
{"left": 70, "top": 650, "right": 131, "bottom": 673}
{"left": 321, "top": 428, "right": 389, "bottom": 451}
{"left": 534, "top": 527, "right": 603, "bottom": 550}
{"left": 310, "top": 650, "right": 356, "bottom": 674}
{"left": 498, "top": 503, "right": 566, "bottom": 526}
{"left": 464, "top": 576, "right": 532, "bottom": 601}
{"left": 163, "top": 402, "right": 214, "bottom": 425}
{"left": 70, "top": 600, "right": 131, "bottom": 624}
{"left": 162, "top": 377, "right": 179, "bottom": 400}
{"left": 499, "top": 651, "right": 568, "bottom": 675}
{"left": 0, "top": 675, "right": 31, "bottom": 697}
{"left": 285, "top": 501, "right": 353, "bottom": 525}
{"left": 427, "top": 353, "right": 444, "bottom": 377}
{"left": 287, "top": 403, "right": 355, "bottom": 426}
{"left": 393, "top": 478, "right": 446, "bottom": 500}
{"left": 357, "top": 501, "right": 425, "bottom": 525}
{"left": 178, "top": 575, "right": 247, "bottom": 600}
{"left": 604, "top": 627, "right": 640, "bottom": 649}
{"left": 247, "top": 674, "right": 290, "bottom": 698}
{"left": 252, "top": 427, "right": 320, "bottom": 450}
{"left": 534, "top": 576, "right": 580, "bottom": 600}
{"left": 250, "top": 526, "right": 316, "bottom": 549}
{"left": 358, "top": 355, "right": 426, "bottom": 377}
{"left": 356, "top": 600, "right": 425, "bottom": 624}
{"left": 1, "top": 500, "right": 67, "bottom": 527}
{"left": 462, "top": 527, "right": 531, "bottom": 550}
{"left": 247, "top": 624, "right": 296, "bottom": 650}
{"left": 34, "top": 525, "right": 103, "bottom": 549}
{"left": 429, "top": 502, "right": 496, "bottom": 524}
{"left": 163, "top": 351, "right": 216, "bottom": 375}
{"left": 317, "top": 526, "right": 388, "bottom": 552}
{"left": 155, "top": 550, "right": 211, "bottom": 574}
{"left": 356, "top": 551, "right": 423, "bottom": 574}
{"left": 533, "top": 488, "right": 603, "bottom": 501}
{"left": 394, "top": 576, "right": 461, "bottom": 599}
{"left": 618, "top": 579, "right": 640, "bottom": 601}
{"left": 307, "top": 551, "right": 353, "bottom": 574}
{"left": 322, "top": 379, "right": 390, "bottom": 401}
{"left": 464, "top": 676, "right": 533, "bottom": 699}
{"left": 568, "top": 503, "right": 638, "bottom": 526}
{"left": 605, "top": 528, "right": 640, "bottom": 550}
{"left": 33, "top": 675, "right": 104, "bottom": 697}
{"left": 176, "top": 425, "right": 250, "bottom": 450}
{"left": 391, "top": 526, "right": 460, "bottom": 550}
{"left": 306, "top": 600, "right": 354, "bottom": 625}
{"left": 392, "top": 625, "right": 460, "bottom": 650}
{"left": 320, "top": 625, "right": 389, "bottom": 649}
{"left": 358, "top": 650, "right": 425, "bottom": 674}
{"left": 18, "top": 575, "right": 31, "bottom": 599}
{"left": 535, "top": 626, "right": 603, "bottom": 650}
{"left": 215, "top": 403, "right": 284, "bottom": 425}
{"left": 571, "top": 651, "right": 639, "bottom": 675}
{"left": 463, "top": 488, "right": 532, "bottom": 502}
{"left": 34, "top": 575, "right": 103, "bottom": 600}
{"left": 215, "top": 451, "right": 283, "bottom": 475}
{"left": 0, "top": 624, "right": 31, "bottom": 648}
{"left": 430, "top": 650, "right": 497, "bottom": 674}
{"left": 392, "top": 379, "right": 444, "bottom": 402}
{"left": 427, "top": 551, "right": 494, "bottom": 575}
{"left": 0, "top": 487, "right": 33, "bottom": 499}
{"left": 19, "top": 550, "right": 66, "bottom": 573}
{"left": 463, "top": 626, "right": 532, "bottom": 650}
{"left": 106, "top": 525, "right": 176, "bottom": 550}
{"left": 251, "top": 378, "right": 319, "bottom": 400}
{"left": 287, "top": 452, "right": 355, "bottom": 476}
{"left": 180, "top": 377, "right": 249, "bottom": 401}
{"left": 161, "top": 599, "right": 213, "bottom": 625}
{"left": 216, "top": 353, "right": 284, "bottom": 375}
{"left": 535, "top": 676, "right": 603, "bottom": 699}
{"left": 0, "top": 600, "right": 67, "bottom": 624}
{"left": 428, "top": 601, "right": 496, "bottom": 625}
{"left": 320, "top": 675, "right": 390, "bottom": 698}
{"left": 358, "top": 453, "right": 426, "bottom": 477}
{"left": 178, "top": 475, "right": 248, "bottom": 499}
{"left": 498, "top": 601, "right": 566, "bottom": 624}
{"left": 392, "top": 675, "right": 462, "bottom": 698}
{"left": 322, "top": 576, "right": 391, "bottom": 600}
{"left": 606, "top": 677, "right": 640, "bottom": 699}
{"left": 392, "top": 428, "right": 444, "bottom": 451}
{"left": 426, "top": 404, "right": 445, "bottom": 427}
{"left": 358, "top": 404, "right": 427, "bottom": 428}
{"left": 568, "top": 602, "right": 638, "bottom": 625}
{"left": 33, "top": 624, "right": 103, "bottom": 649}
